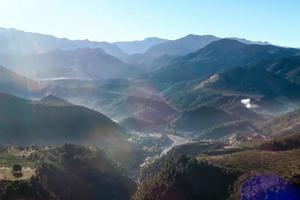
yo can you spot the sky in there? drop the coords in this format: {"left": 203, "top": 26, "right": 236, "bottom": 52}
{"left": 0, "top": 0, "right": 299, "bottom": 47}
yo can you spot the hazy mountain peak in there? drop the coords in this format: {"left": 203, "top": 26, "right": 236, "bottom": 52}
{"left": 144, "top": 34, "right": 220, "bottom": 56}
{"left": 228, "top": 37, "right": 271, "bottom": 45}
{"left": 183, "top": 34, "right": 218, "bottom": 39}
{"left": 144, "top": 37, "right": 166, "bottom": 41}
{"left": 38, "top": 94, "right": 72, "bottom": 106}
{"left": 0, "top": 27, "right": 126, "bottom": 59}
{"left": 46, "top": 47, "right": 108, "bottom": 56}
{"left": 114, "top": 37, "right": 168, "bottom": 54}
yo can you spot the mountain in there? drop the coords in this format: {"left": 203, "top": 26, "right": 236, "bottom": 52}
{"left": 114, "top": 37, "right": 168, "bottom": 54}
{"left": 0, "top": 144, "right": 136, "bottom": 200}
{"left": 0, "top": 92, "right": 138, "bottom": 167}
{"left": 148, "top": 39, "right": 300, "bottom": 89}
{"left": 0, "top": 48, "right": 140, "bottom": 80}
{"left": 258, "top": 132, "right": 300, "bottom": 151}
{"left": 0, "top": 27, "right": 126, "bottom": 59}
{"left": 134, "top": 134, "right": 300, "bottom": 200}
{"left": 144, "top": 34, "right": 220, "bottom": 57}
{"left": 163, "top": 65, "right": 300, "bottom": 116}
{"left": 119, "top": 95, "right": 178, "bottom": 131}
{"left": 256, "top": 55, "right": 300, "bottom": 85}
{"left": 123, "top": 35, "right": 272, "bottom": 71}
{"left": 133, "top": 152, "right": 239, "bottom": 200}
{"left": 193, "top": 65, "right": 300, "bottom": 98}
{"left": 143, "top": 35, "right": 271, "bottom": 58}
{"left": 256, "top": 108, "right": 300, "bottom": 135}
{"left": 228, "top": 37, "right": 270, "bottom": 45}
{"left": 0, "top": 65, "right": 41, "bottom": 97}
{"left": 169, "top": 106, "right": 237, "bottom": 133}
{"left": 0, "top": 92, "right": 121, "bottom": 144}
{"left": 38, "top": 94, "right": 73, "bottom": 106}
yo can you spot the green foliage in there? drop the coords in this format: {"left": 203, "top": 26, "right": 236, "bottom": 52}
{"left": 12, "top": 164, "right": 22, "bottom": 172}
{"left": 135, "top": 132, "right": 300, "bottom": 200}
{"left": 0, "top": 179, "right": 56, "bottom": 200}
{"left": 134, "top": 152, "right": 239, "bottom": 200}
{"left": 0, "top": 144, "right": 137, "bottom": 200}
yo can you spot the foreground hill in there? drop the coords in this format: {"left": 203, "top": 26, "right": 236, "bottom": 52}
{"left": 0, "top": 48, "right": 140, "bottom": 80}
{"left": 134, "top": 134, "right": 300, "bottom": 200}
{"left": 0, "top": 144, "right": 136, "bottom": 200}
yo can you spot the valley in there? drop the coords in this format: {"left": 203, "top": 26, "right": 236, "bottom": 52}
{"left": 0, "top": 26, "right": 299, "bottom": 199}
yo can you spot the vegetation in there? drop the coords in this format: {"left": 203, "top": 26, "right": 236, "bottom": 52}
{"left": 11, "top": 164, "right": 22, "bottom": 178}
{"left": 134, "top": 152, "right": 239, "bottom": 200}
{"left": 134, "top": 132, "right": 300, "bottom": 200}
{"left": 0, "top": 144, "right": 137, "bottom": 200}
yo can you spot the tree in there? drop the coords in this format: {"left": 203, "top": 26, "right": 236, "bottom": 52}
{"left": 12, "top": 164, "right": 23, "bottom": 178}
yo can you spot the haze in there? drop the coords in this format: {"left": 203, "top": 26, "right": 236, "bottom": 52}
{"left": 0, "top": 0, "right": 299, "bottom": 47}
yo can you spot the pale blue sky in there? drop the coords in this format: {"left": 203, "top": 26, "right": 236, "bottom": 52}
{"left": 0, "top": 0, "right": 299, "bottom": 47}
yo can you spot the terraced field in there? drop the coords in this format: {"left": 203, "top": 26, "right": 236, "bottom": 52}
{"left": 0, "top": 147, "right": 36, "bottom": 181}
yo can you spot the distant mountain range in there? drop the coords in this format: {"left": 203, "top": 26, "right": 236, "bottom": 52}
{"left": 0, "top": 27, "right": 299, "bottom": 148}
{"left": 144, "top": 34, "right": 220, "bottom": 57}
{"left": 0, "top": 27, "right": 273, "bottom": 58}
{"left": 143, "top": 34, "right": 270, "bottom": 57}
{"left": 0, "top": 27, "right": 126, "bottom": 59}
{"left": 114, "top": 37, "right": 168, "bottom": 54}
{"left": 0, "top": 48, "right": 140, "bottom": 80}
{"left": 0, "top": 27, "right": 282, "bottom": 80}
